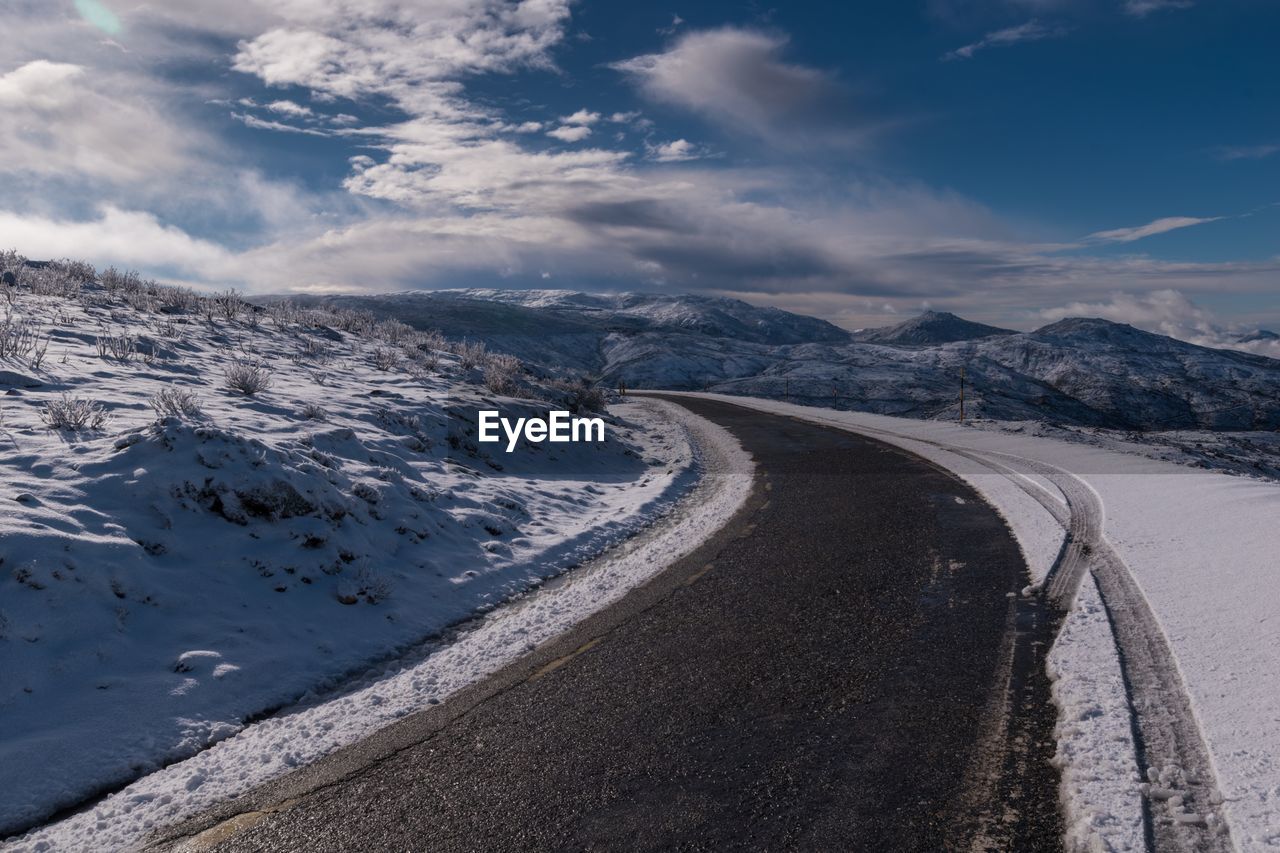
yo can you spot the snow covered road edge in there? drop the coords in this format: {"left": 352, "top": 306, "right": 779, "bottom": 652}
{"left": 4, "top": 399, "right": 755, "bottom": 853}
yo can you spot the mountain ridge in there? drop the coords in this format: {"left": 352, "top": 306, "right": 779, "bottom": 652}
{"left": 262, "top": 289, "right": 1280, "bottom": 431}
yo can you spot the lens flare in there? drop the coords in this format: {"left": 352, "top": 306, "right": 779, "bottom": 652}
{"left": 74, "top": 0, "right": 122, "bottom": 35}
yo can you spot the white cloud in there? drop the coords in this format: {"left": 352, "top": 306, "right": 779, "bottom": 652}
{"left": 560, "top": 109, "right": 601, "bottom": 126}
{"left": 232, "top": 112, "right": 330, "bottom": 136}
{"left": 231, "top": 0, "right": 572, "bottom": 108}
{"left": 943, "top": 20, "right": 1067, "bottom": 61}
{"left": 1, "top": 0, "right": 1273, "bottom": 337}
{"left": 546, "top": 125, "right": 593, "bottom": 142}
{"left": 0, "top": 60, "right": 193, "bottom": 183}
{"left": 264, "top": 99, "right": 313, "bottom": 117}
{"left": 0, "top": 205, "right": 233, "bottom": 276}
{"left": 647, "top": 139, "right": 703, "bottom": 162}
{"left": 1087, "top": 215, "right": 1222, "bottom": 243}
{"left": 611, "top": 28, "right": 852, "bottom": 146}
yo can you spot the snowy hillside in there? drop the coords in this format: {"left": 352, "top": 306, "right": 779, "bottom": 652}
{"left": 277, "top": 290, "right": 1280, "bottom": 432}
{"left": 0, "top": 256, "right": 696, "bottom": 836}
{"left": 851, "top": 309, "right": 1015, "bottom": 344}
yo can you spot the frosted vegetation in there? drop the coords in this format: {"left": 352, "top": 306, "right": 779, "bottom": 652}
{"left": 0, "top": 250, "right": 684, "bottom": 836}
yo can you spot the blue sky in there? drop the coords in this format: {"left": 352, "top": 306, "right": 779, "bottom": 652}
{"left": 1, "top": 0, "right": 1277, "bottom": 343}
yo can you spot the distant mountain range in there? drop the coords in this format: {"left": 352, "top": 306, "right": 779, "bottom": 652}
{"left": 273, "top": 290, "right": 1280, "bottom": 431}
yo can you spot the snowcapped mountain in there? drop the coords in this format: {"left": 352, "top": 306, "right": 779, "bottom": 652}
{"left": 276, "top": 290, "right": 850, "bottom": 380}
{"left": 852, "top": 310, "right": 1015, "bottom": 345}
{"left": 263, "top": 290, "right": 1280, "bottom": 431}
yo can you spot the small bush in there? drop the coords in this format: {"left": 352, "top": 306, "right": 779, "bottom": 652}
{"left": 483, "top": 354, "right": 522, "bottom": 395}
{"left": 155, "top": 284, "right": 198, "bottom": 313}
{"left": 373, "top": 319, "right": 414, "bottom": 344}
{"left": 337, "top": 565, "right": 392, "bottom": 605}
{"left": 416, "top": 329, "right": 446, "bottom": 351}
{"left": 224, "top": 362, "right": 273, "bottom": 395}
{"left": 99, "top": 266, "right": 142, "bottom": 296}
{"left": 298, "top": 402, "right": 328, "bottom": 421}
{"left": 40, "top": 394, "right": 110, "bottom": 431}
{"left": 407, "top": 349, "right": 438, "bottom": 378}
{"left": 212, "top": 289, "right": 245, "bottom": 321}
{"left": 0, "top": 312, "right": 49, "bottom": 368}
{"left": 150, "top": 388, "right": 203, "bottom": 419}
{"left": 96, "top": 333, "right": 137, "bottom": 361}
{"left": 548, "top": 377, "right": 607, "bottom": 412}
{"left": 454, "top": 340, "right": 488, "bottom": 370}
{"left": 371, "top": 346, "right": 399, "bottom": 371}
{"left": 331, "top": 308, "right": 375, "bottom": 334}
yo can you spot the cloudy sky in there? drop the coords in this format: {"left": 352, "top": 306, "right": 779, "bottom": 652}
{"left": 2, "top": 0, "right": 1278, "bottom": 341}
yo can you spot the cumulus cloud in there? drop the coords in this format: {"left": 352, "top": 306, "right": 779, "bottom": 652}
{"left": 0, "top": 60, "right": 192, "bottom": 183}
{"left": 1087, "top": 215, "right": 1223, "bottom": 243}
{"left": 545, "top": 125, "right": 593, "bottom": 142}
{"left": 0, "top": 205, "right": 233, "bottom": 276}
{"left": 0, "top": 0, "right": 1273, "bottom": 338}
{"left": 560, "top": 109, "right": 601, "bottom": 126}
{"left": 611, "top": 28, "right": 859, "bottom": 147}
{"left": 231, "top": 0, "right": 572, "bottom": 108}
{"left": 943, "top": 20, "right": 1067, "bottom": 61}
{"left": 646, "top": 139, "right": 704, "bottom": 162}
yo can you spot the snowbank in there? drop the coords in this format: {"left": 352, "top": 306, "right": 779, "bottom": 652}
{"left": 0, "top": 277, "right": 705, "bottom": 840}
{"left": 5, "top": 398, "right": 752, "bottom": 853}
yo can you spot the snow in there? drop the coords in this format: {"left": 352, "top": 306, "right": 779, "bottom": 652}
{"left": 288, "top": 289, "right": 1280, "bottom": 432}
{"left": 1047, "top": 573, "right": 1145, "bottom": 853}
{"left": 4, "top": 398, "right": 753, "bottom": 853}
{"left": 0, "top": 273, "right": 745, "bottom": 843}
{"left": 666, "top": 392, "right": 1280, "bottom": 852}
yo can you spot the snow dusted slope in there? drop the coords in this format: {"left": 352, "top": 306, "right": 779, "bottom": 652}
{"left": 5, "top": 400, "right": 754, "bottom": 853}
{"left": 851, "top": 309, "right": 1015, "bottom": 344}
{"left": 978, "top": 318, "right": 1280, "bottom": 430}
{"left": 288, "top": 290, "right": 1280, "bottom": 432}
{"left": 671, "top": 393, "right": 1280, "bottom": 852}
{"left": 0, "top": 260, "right": 697, "bottom": 837}
{"left": 275, "top": 289, "right": 850, "bottom": 380}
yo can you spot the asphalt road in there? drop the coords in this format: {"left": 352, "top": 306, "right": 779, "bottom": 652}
{"left": 154, "top": 396, "right": 1062, "bottom": 852}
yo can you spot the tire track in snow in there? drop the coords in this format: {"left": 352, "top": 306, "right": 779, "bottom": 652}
{"left": 1006, "top": 462, "right": 1232, "bottom": 853}
{"left": 710, "top": 401, "right": 1234, "bottom": 853}
{"left": 891, "top": 438, "right": 1232, "bottom": 853}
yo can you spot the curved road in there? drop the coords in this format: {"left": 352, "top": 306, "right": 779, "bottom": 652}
{"left": 151, "top": 396, "right": 1061, "bottom": 852}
